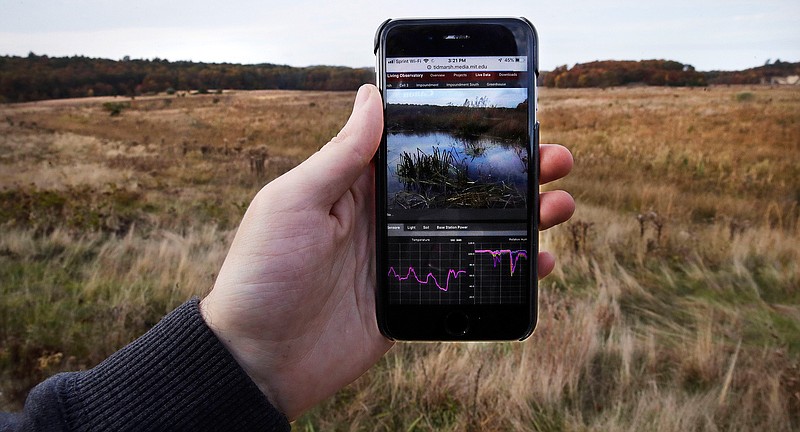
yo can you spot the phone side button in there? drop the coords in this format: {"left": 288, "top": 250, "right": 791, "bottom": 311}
{"left": 445, "top": 312, "right": 470, "bottom": 337}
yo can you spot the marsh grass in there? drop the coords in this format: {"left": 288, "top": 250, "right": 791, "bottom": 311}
{"left": 396, "top": 147, "right": 463, "bottom": 192}
{"left": 1, "top": 87, "right": 798, "bottom": 430}
{"left": 393, "top": 147, "right": 526, "bottom": 209}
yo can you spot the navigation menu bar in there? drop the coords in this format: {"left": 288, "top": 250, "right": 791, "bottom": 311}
{"left": 386, "top": 71, "right": 529, "bottom": 89}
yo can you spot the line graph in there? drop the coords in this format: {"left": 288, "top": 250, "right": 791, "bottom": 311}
{"left": 387, "top": 241, "right": 470, "bottom": 304}
{"left": 470, "top": 243, "right": 528, "bottom": 304}
{"left": 388, "top": 266, "right": 466, "bottom": 292}
{"left": 387, "top": 238, "right": 529, "bottom": 305}
{"left": 474, "top": 249, "right": 528, "bottom": 276}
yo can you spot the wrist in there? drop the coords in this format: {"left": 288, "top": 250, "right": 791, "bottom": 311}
{"left": 199, "top": 294, "right": 285, "bottom": 414}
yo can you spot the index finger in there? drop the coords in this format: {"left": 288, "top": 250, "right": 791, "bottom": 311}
{"left": 540, "top": 144, "right": 573, "bottom": 185}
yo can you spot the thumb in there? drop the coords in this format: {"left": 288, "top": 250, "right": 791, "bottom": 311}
{"left": 287, "top": 84, "right": 383, "bottom": 206}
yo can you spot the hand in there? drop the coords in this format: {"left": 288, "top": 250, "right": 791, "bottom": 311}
{"left": 200, "top": 84, "right": 574, "bottom": 420}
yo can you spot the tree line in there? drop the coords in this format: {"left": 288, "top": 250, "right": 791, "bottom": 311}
{"left": 0, "top": 53, "right": 375, "bottom": 103}
{"left": 539, "top": 59, "right": 800, "bottom": 88}
{"left": 2, "top": 54, "right": 798, "bottom": 103}
{"left": 385, "top": 101, "right": 528, "bottom": 141}
{"left": 541, "top": 60, "right": 706, "bottom": 88}
{"left": 703, "top": 59, "right": 800, "bottom": 85}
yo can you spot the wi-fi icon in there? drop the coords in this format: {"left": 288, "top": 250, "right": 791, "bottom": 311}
{"left": 423, "top": 59, "right": 429, "bottom": 63}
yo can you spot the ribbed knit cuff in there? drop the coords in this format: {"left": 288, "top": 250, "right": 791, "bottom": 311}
{"left": 59, "top": 298, "right": 290, "bottom": 431}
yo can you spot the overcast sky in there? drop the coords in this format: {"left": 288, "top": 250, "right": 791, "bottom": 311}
{"left": 1, "top": 0, "right": 798, "bottom": 71}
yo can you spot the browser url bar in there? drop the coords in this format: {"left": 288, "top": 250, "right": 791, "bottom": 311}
{"left": 386, "top": 56, "right": 528, "bottom": 73}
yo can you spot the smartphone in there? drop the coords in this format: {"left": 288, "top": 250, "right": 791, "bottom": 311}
{"left": 374, "top": 18, "right": 539, "bottom": 340}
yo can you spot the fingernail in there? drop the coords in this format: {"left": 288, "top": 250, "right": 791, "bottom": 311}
{"left": 353, "top": 84, "right": 371, "bottom": 108}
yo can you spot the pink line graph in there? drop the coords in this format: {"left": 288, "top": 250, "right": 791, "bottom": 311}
{"left": 388, "top": 266, "right": 466, "bottom": 292}
{"left": 474, "top": 249, "right": 528, "bottom": 276}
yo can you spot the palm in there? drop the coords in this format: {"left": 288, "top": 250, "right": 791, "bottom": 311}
{"left": 239, "top": 161, "right": 389, "bottom": 416}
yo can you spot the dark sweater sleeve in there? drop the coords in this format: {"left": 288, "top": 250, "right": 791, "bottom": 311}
{"left": 1, "top": 298, "right": 291, "bottom": 432}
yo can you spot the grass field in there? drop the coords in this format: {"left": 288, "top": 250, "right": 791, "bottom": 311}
{"left": 1, "top": 86, "right": 798, "bottom": 430}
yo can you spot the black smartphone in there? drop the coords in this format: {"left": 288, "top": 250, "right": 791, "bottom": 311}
{"left": 374, "top": 18, "right": 539, "bottom": 341}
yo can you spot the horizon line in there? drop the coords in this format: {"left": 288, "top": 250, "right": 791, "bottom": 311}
{"left": 3, "top": 52, "right": 798, "bottom": 74}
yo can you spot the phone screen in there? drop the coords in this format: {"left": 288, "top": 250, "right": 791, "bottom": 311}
{"left": 376, "top": 19, "right": 538, "bottom": 340}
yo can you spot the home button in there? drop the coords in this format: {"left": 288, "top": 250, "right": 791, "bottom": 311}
{"left": 445, "top": 312, "right": 470, "bottom": 336}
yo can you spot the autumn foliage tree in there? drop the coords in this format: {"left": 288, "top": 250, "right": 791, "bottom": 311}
{"left": 541, "top": 60, "right": 707, "bottom": 88}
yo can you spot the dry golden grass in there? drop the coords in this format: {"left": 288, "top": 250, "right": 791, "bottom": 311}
{"left": 540, "top": 86, "right": 800, "bottom": 228}
{"left": 1, "top": 86, "right": 798, "bottom": 430}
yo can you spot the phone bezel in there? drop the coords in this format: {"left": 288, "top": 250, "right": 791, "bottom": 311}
{"left": 374, "top": 18, "right": 540, "bottom": 341}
